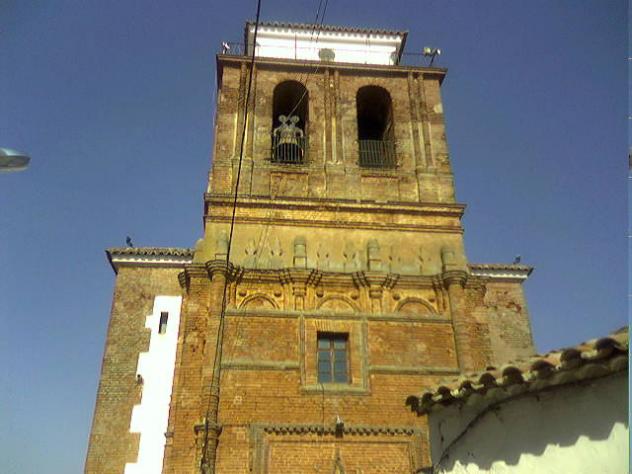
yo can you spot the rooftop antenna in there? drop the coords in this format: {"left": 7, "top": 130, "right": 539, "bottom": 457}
{"left": 422, "top": 46, "right": 441, "bottom": 67}
{"left": 0, "top": 148, "right": 30, "bottom": 172}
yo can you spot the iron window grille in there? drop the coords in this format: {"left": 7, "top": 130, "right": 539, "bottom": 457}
{"left": 271, "top": 133, "right": 308, "bottom": 164}
{"left": 358, "top": 139, "right": 396, "bottom": 168}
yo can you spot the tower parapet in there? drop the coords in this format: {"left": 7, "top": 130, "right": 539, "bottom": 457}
{"left": 244, "top": 21, "right": 408, "bottom": 66}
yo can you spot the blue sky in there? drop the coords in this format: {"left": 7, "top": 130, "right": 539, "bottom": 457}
{"left": 0, "top": 1, "right": 627, "bottom": 472}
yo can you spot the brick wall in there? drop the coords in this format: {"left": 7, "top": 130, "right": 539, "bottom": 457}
{"left": 482, "top": 281, "right": 535, "bottom": 365}
{"left": 85, "top": 266, "right": 183, "bottom": 474}
{"left": 209, "top": 58, "right": 456, "bottom": 204}
{"left": 87, "top": 45, "right": 535, "bottom": 473}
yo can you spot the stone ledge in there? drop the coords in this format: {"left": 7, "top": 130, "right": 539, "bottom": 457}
{"left": 221, "top": 359, "right": 299, "bottom": 371}
{"left": 106, "top": 247, "right": 193, "bottom": 274}
{"left": 369, "top": 365, "right": 460, "bottom": 376}
{"left": 300, "top": 384, "right": 370, "bottom": 396}
{"left": 257, "top": 422, "right": 421, "bottom": 436}
{"left": 469, "top": 263, "right": 533, "bottom": 281}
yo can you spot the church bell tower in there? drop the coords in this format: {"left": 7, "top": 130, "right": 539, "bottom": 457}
{"left": 86, "top": 21, "right": 535, "bottom": 474}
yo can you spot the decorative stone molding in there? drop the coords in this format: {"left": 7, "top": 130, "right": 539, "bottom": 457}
{"left": 178, "top": 264, "right": 208, "bottom": 291}
{"left": 248, "top": 422, "right": 425, "bottom": 474}
{"left": 205, "top": 260, "right": 243, "bottom": 281}
{"left": 259, "top": 423, "right": 419, "bottom": 436}
{"left": 394, "top": 297, "right": 437, "bottom": 315}
{"left": 369, "top": 365, "right": 460, "bottom": 376}
{"left": 224, "top": 308, "right": 453, "bottom": 324}
{"left": 469, "top": 263, "right": 533, "bottom": 281}
{"left": 221, "top": 359, "right": 299, "bottom": 371}
{"left": 107, "top": 247, "right": 193, "bottom": 274}
{"left": 441, "top": 270, "right": 468, "bottom": 288}
{"left": 204, "top": 194, "right": 465, "bottom": 233}
{"left": 279, "top": 268, "right": 322, "bottom": 286}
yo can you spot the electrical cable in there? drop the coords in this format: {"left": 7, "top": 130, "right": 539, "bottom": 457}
{"left": 224, "top": 0, "right": 332, "bottom": 363}
{"left": 199, "top": 0, "right": 262, "bottom": 472}
{"left": 200, "top": 3, "right": 330, "bottom": 471}
{"left": 285, "top": 0, "right": 330, "bottom": 121}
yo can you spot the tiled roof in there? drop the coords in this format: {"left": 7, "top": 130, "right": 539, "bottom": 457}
{"left": 246, "top": 21, "right": 408, "bottom": 37}
{"left": 107, "top": 247, "right": 194, "bottom": 258}
{"left": 407, "top": 327, "right": 628, "bottom": 415}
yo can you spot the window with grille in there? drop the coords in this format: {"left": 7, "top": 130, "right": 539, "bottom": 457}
{"left": 317, "top": 333, "right": 349, "bottom": 383}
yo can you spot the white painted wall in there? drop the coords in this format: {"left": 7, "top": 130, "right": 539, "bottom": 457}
{"left": 251, "top": 27, "right": 402, "bottom": 65}
{"left": 428, "top": 373, "right": 629, "bottom": 474}
{"left": 124, "top": 295, "right": 182, "bottom": 474}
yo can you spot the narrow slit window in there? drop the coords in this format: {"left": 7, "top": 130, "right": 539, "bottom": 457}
{"left": 317, "top": 333, "right": 349, "bottom": 384}
{"left": 158, "top": 312, "right": 169, "bottom": 334}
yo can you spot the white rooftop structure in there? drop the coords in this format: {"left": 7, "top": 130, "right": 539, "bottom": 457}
{"left": 244, "top": 21, "right": 408, "bottom": 66}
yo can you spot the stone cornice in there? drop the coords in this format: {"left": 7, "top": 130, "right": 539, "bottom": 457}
{"left": 218, "top": 267, "right": 466, "bottom": 290}
{"left": 205, "top": 193, "right": 465, "bottom": 217}
{"left": 106, "top": 247, "right": 193, "bottom": 274}
{"left": 205, "top": 260, "right": 243, "bottom": 281}
{"left": 205, "top": 194, "right": 465, "bottom": 233}
{"left": 179, "top": 261, "right": 244, "bottom": 290}
{"left": 217, "top": 54, "right": 446, "bottom": 82}
{"left": 469, "top": 263, "right": 533, "bottom": 281}
{"left": 224, "top": 308, "right": 453, "bottom": 324}
{"left": 279, "top": 268, "right": 322, "bottom": 287}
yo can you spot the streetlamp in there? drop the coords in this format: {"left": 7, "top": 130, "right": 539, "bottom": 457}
{"left": 0, "top": 148, "right": 31, "bottom": 172}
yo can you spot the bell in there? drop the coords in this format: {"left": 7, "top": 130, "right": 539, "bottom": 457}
{"left": 272, "top": 115, "right": 304, "bottom": 163}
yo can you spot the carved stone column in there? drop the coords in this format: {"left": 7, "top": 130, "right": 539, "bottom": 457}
{"left": 292, "top": 283, "right": 306, "bottom": 311}
{"left": 368, "top": 287, "right": 383, "bottom": 313}
{"left": 197, "top": 260, "right": 238, "bottom": 474}
{"left": 440, "top": 247, "right": 474, "bottom": 371}
{"left": 281, "top": 268, "right": 319, "bottom": 311}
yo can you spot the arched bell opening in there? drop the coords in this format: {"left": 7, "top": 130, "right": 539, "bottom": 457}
{"left": 356, "top": 86, "right": 396, "bottom": 168}
{"left": 271, "top": 81, "right": 309, "bottom": 164}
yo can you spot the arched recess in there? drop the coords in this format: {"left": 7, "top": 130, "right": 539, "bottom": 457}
{"left": 356, "top": 85, "right": 396, "bottom": 168}
{"left": 272, "top": 80, "right": 309, "bottom": 131}
{"left": 395, "top": 297, "right": 436, "bottom": 316}
{"left": 271, "top": 80, "right": 309, "bottom": 164}
{"left": 239, "top": 293, "right": 278, "bottom": 310}
{"left": 317, "top": 295, "right": 359, "bottom": 313}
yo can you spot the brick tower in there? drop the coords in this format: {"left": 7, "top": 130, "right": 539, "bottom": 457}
{"left": 85, "top": 21, "right": 535, "bottom": 474}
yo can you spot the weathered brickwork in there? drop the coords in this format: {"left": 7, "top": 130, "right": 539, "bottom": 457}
{"left": 85, "top": 266, "right": 183, "bottom": 474}
{"left": 208, "top": 59, "right": 454, "bottom": 205}
{"left": 480, "top": 281, "right": 534, "bottom": 365}
{"left": 86, "top": 24, "right": 535, "bottom": 474}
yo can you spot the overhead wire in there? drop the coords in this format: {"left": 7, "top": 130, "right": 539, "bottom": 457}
{"left": 202, "top": 2, "right": 332, "bottom": 471}
{"left": 199, "top": 0, "right": 262, "bottom": 471}
{"left": 224, "top": 0, "right": 332, "bottom": 362}
{"left": 285, "top": 0, "right": 330, "bottom": 121}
